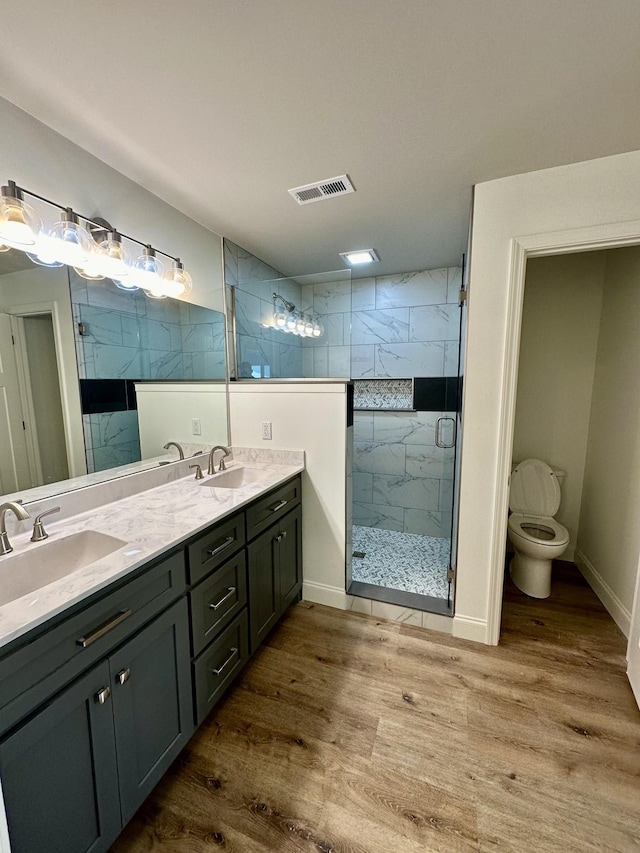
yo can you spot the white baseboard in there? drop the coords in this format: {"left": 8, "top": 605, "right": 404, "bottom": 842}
{"left": 453, "top": 614, "right": 491, "bottom": 644}
{"left": 302, "top": 580, "right": 348, "bottom": 609}
{"left": 574, "top": 549, "right": 631, "bottom": 637}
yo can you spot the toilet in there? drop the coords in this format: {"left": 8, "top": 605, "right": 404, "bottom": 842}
{"left": 507, "top": 458, "right": 569, "bottom": 598}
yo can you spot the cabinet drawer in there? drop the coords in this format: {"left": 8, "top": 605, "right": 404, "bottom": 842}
{"left": 190, "top": 551, "right": 247, "bottom": 656}
{"left": 192, "top": 609, "right": 249, "bottom": 725}
{"left": 245, "top": 476, "right": 301, "bottom": 541}
{"left": 187, "top": 512, "right": 245, "bottom": 585}
{"left": 0, "top": 550, "right": 186, "bottom": 737}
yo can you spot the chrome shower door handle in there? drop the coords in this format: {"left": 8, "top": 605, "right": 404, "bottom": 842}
{"left": 435, "top": 416, "right": 456, "bottom": 449}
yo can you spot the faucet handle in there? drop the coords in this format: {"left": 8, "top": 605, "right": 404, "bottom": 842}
{"left": 189, "top": 464, "right": 204, "bottom": 480}
{"left": 31, "top": 506, "right": 61, "bottom": 542}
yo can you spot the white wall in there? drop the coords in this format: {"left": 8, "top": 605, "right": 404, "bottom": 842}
{"left": 137, "top": 383, "right": 228, "bottom": 459}
{"left": 460, "top": 148, "right": 640, "bottom": 644}
{"left": 576, "top": 246, "right": 640, "bottom": 635}
{"left": 513, "top": 252, "right": 605, "bottom": 558}
{"left": 0, "top": 266, "right": 85, "bottom": 478}
{"left": 0, "top": 96, "right": 224, "bottom": 312}
{"left": 229, "top": 383, "right": 348, "bottom": 605}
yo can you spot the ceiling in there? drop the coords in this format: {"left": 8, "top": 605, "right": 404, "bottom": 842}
{"left": 2, "top": 1, "right": 640, "bottom": 278}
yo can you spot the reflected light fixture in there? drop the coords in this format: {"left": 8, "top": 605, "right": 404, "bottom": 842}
{"left": 0, "top": 181, "right": 41, "bottom": 249}
{"left": 272, "top": 292, "right": 324, "bottom": 338}
{"left": 339, "top": 248, "right": 379, "bottom": 266}
{"left": 1, "top": 179, "right": 195, "bottom": 302}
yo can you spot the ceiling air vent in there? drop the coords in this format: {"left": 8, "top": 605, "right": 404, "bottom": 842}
{"left": 288, "top": 174, "right": 355, "bottom": 205}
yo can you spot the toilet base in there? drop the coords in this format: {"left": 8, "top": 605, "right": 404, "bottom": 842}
{"left": 509, "top": 553, "right": 552, "bottom": 599}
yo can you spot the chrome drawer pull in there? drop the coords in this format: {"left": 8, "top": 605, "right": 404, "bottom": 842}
{"left": 95, "top": 687, "right": 111, "bottom": 705}
{"left": 116, "top": 668, "right": 131, "bottom": 685}
{"left": 77, "top": 609, "right": 132, "bottom": 648}
{"left": 208, "top": 587, "right": 236, "bottom": 611}
{"left": 274, "top": 530, "right": 288, "bottom": 543}
{"left": 206, "top": 536, "right": 234, "bottom": 558}
{"left": 211, "top": 647, "right": 238, "bottom": 677}
{"left": 269, "top": 499, "right": 288, "bottom": 513}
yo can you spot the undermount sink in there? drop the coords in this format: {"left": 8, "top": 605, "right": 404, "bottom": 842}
{"left": 201, "top": 466, "right": 269, "bottom": 490}
{"left": 0, "top": 530, "right": 128, "bottom": 607}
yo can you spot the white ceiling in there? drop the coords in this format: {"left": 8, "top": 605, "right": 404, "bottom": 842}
{"left": 2, "top": 1, "right": 640, "bottom": 278}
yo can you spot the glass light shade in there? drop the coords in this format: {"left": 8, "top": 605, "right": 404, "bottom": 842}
{"left": 74, "top": 253, "right": 105, "bottom": 281}
{"left": 286, "top": 312, "right": 297, "bottom": 330}
{"left": 163, "top": 260, "right": 193, "bottom": 298}
{"left": 26, "top": 233, "right": 64, "bottom": 267}
{"left": 0, "top": 189, "right": 42, "bottom": 249}
{"left": 274, "top": 309, "right": 287, "bottom": 327}
{"left": 304, "top": 317, "right": 314, "bottom": 336}
{"left": 95, "top": 232, "right": 130, "bottom": 280}
{"left": 48, "top": 212, "right": 92, "bottom": 267}
{"left": 113, "top": 278, "right": 140, "bottom": 291}
{"left": 132, "top": 245, "right": 165, "bottom": 292}
{"left": 296, "top": 314, "right": 306, "bottom": 334}
{"left": 312, "top": 321, "right": 323, "bottom": 337}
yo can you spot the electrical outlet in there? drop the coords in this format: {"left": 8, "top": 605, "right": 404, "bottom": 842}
{"left": 261, "top": 421, "right": 272, "bottom": 440}
{"left": 191, "top": 418, "right": 202, "bottom": 436}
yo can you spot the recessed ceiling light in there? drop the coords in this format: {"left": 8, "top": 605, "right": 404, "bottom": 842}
{"left": 339, "top": 248, "right": 379, "bottom": 266}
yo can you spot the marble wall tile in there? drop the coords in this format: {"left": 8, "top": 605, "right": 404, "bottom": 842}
{"left": 146, "top": 318, "right": 175, "bottom": 351}
{"left": 95, "top": 410, "right": 140, "bottom": 447}
{"left": 181, "top": 324, "right": 214, "bottom": 353}
{"left": 370, "top": 601, "right": 422, "bottom": 626}
{"left": 68, "top": 269, "right": 88, "bottom": 305}
{"left": 302, "top": 347, "right": 314, "bottom": 378}
{"left": 373, "top": 411, "right": 437, "bottom": 446}
{"left": 325, "top": 313, "right": 346, "bottom": 347}
{"left": 86, "top": 280, "right": 141, "bottom": 313}
{"left": 375, "top": 341, "right": 445, "bottom": 378}
{"left": 205, "top": 351, "right": 227, "bottom": 380}
{"left": 300, "top": 284, "right": 314, "bottom": 313}
{"left": 328, "top": 345, "right": 350, "bottom": 377}
{"left": 354, "top": 412, "right": 373, "bottom": 441}
{"left": 352, "top": 502, "right": 404, "bottom": 531}
{"left": 223, "top": 238, "right": 239, "bottom": 287}
{"left": 447, "top": 266, "right": 463, "bottom": 304}
{"left": 351, "top": 277, "right": 376, "bottom": 311}
{"left": 372, "top": 474, "right": 440, "bottom": 510}
{"left": 79, "top": 305, "right": 123, "bottom": 346}
{"left": 409, "top": 304, "right": 460, "bottom": 342}
{"left": 233, "top": 290, "right": 263, "bottom": 336}
{"left": 353, "top": 441, "right": 406, "bottom": 475}
{"left": 350, "top": 345, "right": 375, "bottom": 378}
{"left": 444, "top": 341, "right": 459, "bottom": 375}
{"left": 313, "top": 347, "right": 328, "bottom": 377}
{"left": 93, "top": 344, "right": 142, "bottom": 379}
{"left": 439, "top": 478, "right": 454, "bottom": 512}
{"left": 353, "top": 472, "right": 373, "bottom": 504}
{"left": 279, "top": 343, "right": 303, "bottom": 377}
{"left": 313, "top": 280, "right": 351, "bottom": 314}
{"left": 346, "top": 596, "right": 372, "bottom": 615}
{"left": 237, "top": 246, "right": 280, "bottom": 287}
{"left": 351, "top": 309, "right": 410, "bottom": 346}
{"left": 121, "top": 315, "right": 142, "bottom": 349}
{"left": 92, "top": 443, "right": 140, "bottom": 473}
{"left": 238, "top": 334, "right": 276, "bottom": 373}
{"left": 403, "top": 508, "right": 449, "bottom": 537}
{"left": 148, "top": 350, "right": 183, "bottom": 380}
{"left": 145, "top": 298, "right": 181, "bottom": 325}
{"left": 375, "top": 268, "right": 447, "bottom": 309}
{"left": 405, "top": 445, "right": 446, "bottom": 480}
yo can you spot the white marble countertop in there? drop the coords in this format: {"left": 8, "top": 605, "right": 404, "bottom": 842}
{"left": 0, "top": 453, "right": 304, "bottom": 651}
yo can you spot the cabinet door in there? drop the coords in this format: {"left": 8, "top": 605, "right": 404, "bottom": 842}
{"left": 109, "top": 598, "right": 192, "bottom": 824}
{"left": 0, "top": 660, "right": 120, "bottom": 853}
{"left": 247, "top": 526, "right": 279, "bottom": 652}
{"left": 278, "top": 505, "right": 302, "bottom": 609}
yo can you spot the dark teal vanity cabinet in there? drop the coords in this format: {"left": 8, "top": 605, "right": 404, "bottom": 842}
{"left": 0, "top": 473, "right": 302, "bottom": 853}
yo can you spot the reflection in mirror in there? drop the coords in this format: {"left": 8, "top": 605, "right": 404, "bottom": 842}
{"left": 0, "top": 249, "right": 228, "bottom": 500}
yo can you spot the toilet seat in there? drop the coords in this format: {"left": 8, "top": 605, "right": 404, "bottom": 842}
{"left": 508, "top": 513, "right": 569, "bottom": 548}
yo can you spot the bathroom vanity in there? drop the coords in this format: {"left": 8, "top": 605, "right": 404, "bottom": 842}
{"left": 0, "top": 455, "right": 303, "bottom": 853}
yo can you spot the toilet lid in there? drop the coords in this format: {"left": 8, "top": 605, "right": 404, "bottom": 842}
{"left": 509, "top": 458, "right": 561, "bottom": 516}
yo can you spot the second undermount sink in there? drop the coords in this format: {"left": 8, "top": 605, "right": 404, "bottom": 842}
{"left": 201, "top": 465, "right": 270, "bottom": 490}
{"left": 0, "top": 530, "right": 128, "bottom": 607}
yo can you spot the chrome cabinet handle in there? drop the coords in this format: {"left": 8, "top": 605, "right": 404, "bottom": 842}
{"left": 274, "top": 530, "right": 288, "bottom": 543}
{"left": 77, "top": 609, "right": 132, "bottom": 648}
{"left": 206, "top": 536, "right": 234, "bottom": 558}
{"left": 208, "top": 587, "right": 236, "bottom": 611}
{"left": 95, "top": 687, "right": 111, "bottom": 705}
{"left": 211, "top": 647, "right": 238, "bottom": 677}
{"left": 435, "top": 416, "right": 456, "bottom": 449}
{"left": 269, "top": 499, "right": 288, "bottom": 513}
{"left": 116, "top": 668, "right": 131, "bottom": 685}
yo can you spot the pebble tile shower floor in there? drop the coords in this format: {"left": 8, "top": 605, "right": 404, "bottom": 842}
{"left": 351, "top": 525, "right": 450, "bottom": 600}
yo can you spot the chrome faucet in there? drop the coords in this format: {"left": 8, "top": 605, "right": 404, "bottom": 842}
{"left": 0, "top": 501, "right": 31, "bottom": 556}
{"left": 163, "top": 441, "right": 185, "bottom": 460}
{"left": 208, "top": 445, "right": 230, "bottom": 474}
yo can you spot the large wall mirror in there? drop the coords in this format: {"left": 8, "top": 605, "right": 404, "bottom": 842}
{"left": 0, "top": 97, "right": 229, "bottom": 505}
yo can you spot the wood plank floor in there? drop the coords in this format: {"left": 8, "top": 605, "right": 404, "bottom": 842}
{"left": 112, "top": 564, "right": 640, "bottom": 852}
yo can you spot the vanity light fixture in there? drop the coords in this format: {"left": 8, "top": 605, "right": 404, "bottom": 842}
{"left": 339, "top": 248, "right": 379, "bottom": 266}
{"left": 0, "top": 179, "right": 194, "bottom": 301}
{"left": 272, "top": 292, "right": 324, "bottom": 338}
{"left": 0, "top": 181, "right": 41, "bottom": 249}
